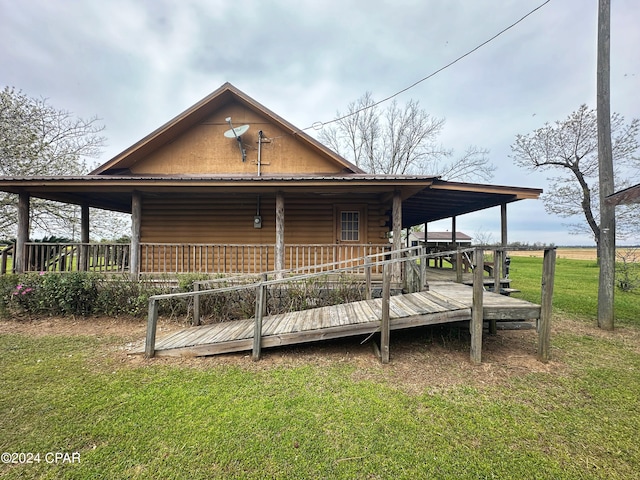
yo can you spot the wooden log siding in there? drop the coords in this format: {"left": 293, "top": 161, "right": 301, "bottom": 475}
{"left": 139, "top": 193, "right": 390, "bottom": 273}
{"left": 129, "top": 104, "right": 348, "bottom": 177}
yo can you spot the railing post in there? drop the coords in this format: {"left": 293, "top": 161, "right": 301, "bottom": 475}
{"left": 365, "top": 256, "right": 372, "bottom": 300}
{"left": 538, "top": 248, "right": 556, "bottom": 362}
{"left": 470, "top": 247, "right": 484, "bottom": 365}
{"left": 455, "top": 249, "right": 463, "bottom": 283}
{"left": 252, "top": 274, "right": 268, "bottom": 361}
{"left": 145, "top": 298, "right": 159, "bottom": 358}
{"left": 193, "top": 281, "right": 201, "bottom": 326}
{"left": 0, "top": 246, "right": 9, "bottom": 275}
{"left": 131, "top": 192, "right": 142, "bottom": 280}
{"left": 489, "top": 248, "right": 501, "bottom": 335}
{"left": 493, "top": 249, "right": 501, "bottom": 293}
{"left": 381, "top": 262, "right": 391, "bottom": 364}
{"left": 419, "top": 246, "right": 427, "bottom": 291}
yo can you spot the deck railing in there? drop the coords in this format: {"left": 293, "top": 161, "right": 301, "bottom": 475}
{"left": 140, "top": 243, "right": 390, "bottom": 275}
{"left": 13, "top": 242, "right": 129, "bottom": 274}
{"left": 6, "top": 242, "right": 391, "bottom": 276}
{"left": 144, "top": 246, "right": 557, "bottom": 365}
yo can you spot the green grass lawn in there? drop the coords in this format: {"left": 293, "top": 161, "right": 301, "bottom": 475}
{"left": 511, "top": 256, "right": 640, "bottom": 325}
{"left": 1, "top": 257, "right": 639, "bottom": 479}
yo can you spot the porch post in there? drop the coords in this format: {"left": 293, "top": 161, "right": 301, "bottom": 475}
{"left": 501, "top": 202, "right": 508, "bottom": 276}
{"left": 452, "top": 216, "right": 462, "bottom": 282}
{"left": 130, "top": 192, "right": 141, "bottom": 280}
{"left": 392, "top": 190, "right": 402, "bottom": 284}
{"left": 79, "top": 203, "right": 90, "bottom": 271}
{"left": 451, "top": 216, "right": 457, "bottom": 246}
{"left": 500, "top": 203, "right": 508, "bottom": 247}
{"left": 15, "top": 191, "right": 30, "bottom": 274}
{"left": 470, "top": 247, "right": 484, "bottom": 365}
{"left": 424, "top": 222, "right": 428, "bottom": 266}
{"left": 275, "top": 192, "right": 285, "bottom": 279}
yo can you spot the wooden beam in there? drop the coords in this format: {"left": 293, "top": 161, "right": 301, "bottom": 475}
{"left": 145, "top": 298, "right": 159, "bottom": 358}
{"left": 15, "top": 191, "right": 30, "bottom": 274}
{"left": 381, "top": 262, "right": 391, "bottom": 364}
{"left": 392, "top": 190, "right": 402, "bottom": 284}
{"left": 275, "top": 192, "right": 285, "bottom": 279}
{"left": 130, "top": 192, "right": 142, "bottom": 280}
{"left": 470, "top": 247, "right": 484, "bottom": 365}
{"left": 451, "top": 216, "right": 457, "bottom": 246}
{"left": 501, "top": 203, "right": 508, "bottom": 279}
{"left": 500, "top": 203, "right": 508, "bottom": 247}
{"left": 252, "top": 275, "right": 267, "bottom": 361}
{"left": 365, "top": 256, "right": 372, "bottom": 300}
{"left": 193, "top": 282, "right": 201, "bottom": 326}
{"left": 490, "top": 248, "right": 500, "bottom": 335}
{"left": 79, "top": 203, "right": 90, "bottom": 271}
{"left": 538, "top": 248, "right": 556, "bottom": 362}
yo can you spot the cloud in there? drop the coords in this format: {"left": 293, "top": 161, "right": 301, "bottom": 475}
{"left": 2, "top": 0, "right": 639, "bottom": 245}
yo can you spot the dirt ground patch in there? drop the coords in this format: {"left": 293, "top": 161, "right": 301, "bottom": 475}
{"left": 1, "top": 314, "right": 587, "bottom": 394}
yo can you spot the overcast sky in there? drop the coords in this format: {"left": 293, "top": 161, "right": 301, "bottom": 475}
{"left": 2, "top": 0, "right": 639, "bottom": 245}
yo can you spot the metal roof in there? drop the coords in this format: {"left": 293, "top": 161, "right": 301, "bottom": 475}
{"left": 0, "top": 174, "right": 542, "bottom": 227}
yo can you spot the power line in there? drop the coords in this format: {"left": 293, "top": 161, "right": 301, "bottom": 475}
{"left": 301, "top": 0, "right": 552, "bottom": 133}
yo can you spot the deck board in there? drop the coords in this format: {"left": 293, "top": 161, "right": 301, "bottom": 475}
{"left": 134, "top": 281, "right": 542, "bottom": 357}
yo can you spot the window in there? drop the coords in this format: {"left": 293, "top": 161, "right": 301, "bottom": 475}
{"left": 340, "top": 211, "right": 360, "bottom": 241}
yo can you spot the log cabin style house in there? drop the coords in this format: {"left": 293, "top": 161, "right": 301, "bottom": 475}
{"left": 0, "top": 83, "right": 542, "bottom": 277}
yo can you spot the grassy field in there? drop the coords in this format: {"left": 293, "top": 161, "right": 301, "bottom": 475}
{"left": 508, "top": 247, "right": 637, "bottom": 262}
{"left": 510, "top": 256, "right": 639, "bottom": 325}
{"left": 1, "top": 257, "right": 639, "bottom": 479}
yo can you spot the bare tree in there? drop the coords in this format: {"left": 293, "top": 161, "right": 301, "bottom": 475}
{"left": 318, "top": 93, "right": 495, "bottom": 181}
{"left": 510, "top": 104, "right": 640, "bottom": 256}
{"left": 0, "top": 87, "right": 127, "bottom": 239}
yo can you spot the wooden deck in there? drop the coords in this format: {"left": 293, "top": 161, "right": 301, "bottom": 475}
{"left": 132, "top": 281, "right": 541, "bottom": 358}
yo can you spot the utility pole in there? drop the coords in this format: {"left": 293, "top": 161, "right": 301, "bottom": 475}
{"left": 597, "top": 0, "right": 615, "bottom": 330}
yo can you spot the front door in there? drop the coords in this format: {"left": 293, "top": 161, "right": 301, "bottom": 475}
{"left": 335, "top": 205, "right": 366, "bottom": 267}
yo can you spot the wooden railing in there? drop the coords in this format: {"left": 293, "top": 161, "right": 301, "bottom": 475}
{"left": 6, "top": 242, "right": 391, "bottom": 276}
{"left": 0, "top": 244, "right": 13, "bottom": 275}
{"left": 140, "top": 243, "right": 390, "bottom": 275}
{"left": 19, "top": 242, "right": 129, "bottom": 273}
{"left": 144, "top": 246, "right": 557, "bottom": 365}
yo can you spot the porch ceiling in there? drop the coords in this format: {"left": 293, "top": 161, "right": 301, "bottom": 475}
{"left": 0, "top": 175, "right": 542, "bottom": 223}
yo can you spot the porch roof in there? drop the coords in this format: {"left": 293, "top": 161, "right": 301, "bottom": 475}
{"left": 0, "top": 174, "right": 541, "bottom": 228}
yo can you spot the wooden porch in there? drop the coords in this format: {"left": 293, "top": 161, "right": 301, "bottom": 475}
{"left": 139, "top": 246, "right": 556, "bottom": 364}
{"left": 130, "top": 281, "right": 541, "bottom": 358}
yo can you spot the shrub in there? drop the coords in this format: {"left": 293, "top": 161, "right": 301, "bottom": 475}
{"left": 0, "top": 272, "right": 176, "bottom": 319}
{"left": 0, "top": 272, "right": 369, "bottom": 322}
{"left": 616, "top": 248, "right": 640, "bottom": 292}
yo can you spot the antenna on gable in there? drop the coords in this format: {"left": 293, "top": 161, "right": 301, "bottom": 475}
{"left": 223, "top": 117, "right": 249, "bottom": 162}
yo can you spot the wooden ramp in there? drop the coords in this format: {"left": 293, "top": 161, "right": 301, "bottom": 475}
{"left": 132, "top": 281, "right": 541, "bottom": 358}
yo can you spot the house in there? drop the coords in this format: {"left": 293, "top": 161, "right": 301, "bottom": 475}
{"left": 407, "top": 231, "right": 473, "bottom": 248}
{"left": 0, "top": 83, "right": 542, "bottom": 277}
{"left": 606, "top": 184, "right": 640, "bottom": 206}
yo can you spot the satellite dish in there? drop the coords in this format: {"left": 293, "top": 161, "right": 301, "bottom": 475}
{"left": 223, "top": 124, "right": 250, "bottom": 138}
{"left": 223, "top": 117, "right": 248, "bottom": 162}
